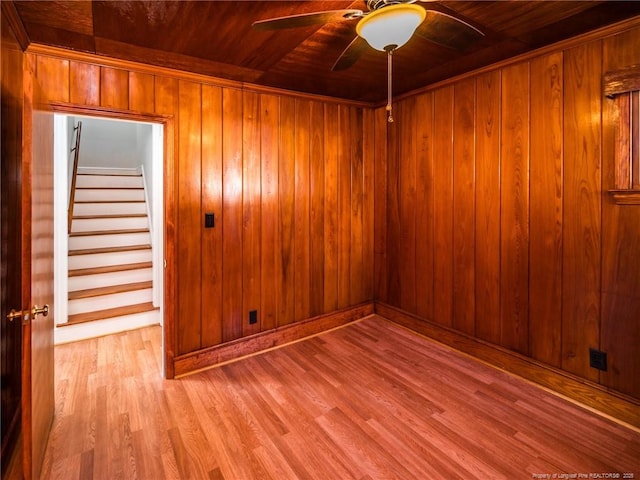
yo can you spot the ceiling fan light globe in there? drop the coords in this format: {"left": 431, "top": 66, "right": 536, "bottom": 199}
{"left": 356, "top": 4, "right": 426, "bottom": 51}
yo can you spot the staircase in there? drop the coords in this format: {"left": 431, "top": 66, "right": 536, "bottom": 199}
{"left": 58, "top": 168, "right": 159, "bottom": 342}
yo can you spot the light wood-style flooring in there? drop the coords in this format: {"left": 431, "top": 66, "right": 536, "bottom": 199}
{"left": 41, "top": 316, "right": 640, "bottom": 479}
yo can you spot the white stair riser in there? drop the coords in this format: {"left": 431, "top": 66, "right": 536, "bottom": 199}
{"left": 68, "top": 288, "right": 153, "bottom": 315}
{"left": 73, "top": 202, "right": 146, "bottom": 216}
{"left": 68, "top": 249, "right": 152, "bottom": 270}
{"left": 71, "top": 216, "right": 149, "bottom": 233}
{"left": 74, "top": 189, "right": 145, "bottom": 202}
{"left": 77, "top": 167, "right": 139, "bottom": 176}
{"left": 68, "top": 268, "right": 153, "bottom": 291}
{"left": 69, "top": 231, "right": 150, "bottom": 250}
{"left": 76, "top": 175, "right": 143, "bottom": 189}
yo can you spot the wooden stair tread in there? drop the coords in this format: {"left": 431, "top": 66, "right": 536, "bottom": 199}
{"left": 76, "top": 186, "right": 143, "bottom": 190}
{"left": 61, "top": 302, "right": 157, "bottom": 327}
{"left": 78, "top": 173, "right": 142, "bottom": 177}
{"left": 69, "top": 261, "right": 152, "bottom": 277}
{"left": 69, "top": 281, "right": 153, "bottom": 300}
{"left": 69, "top": 244, "right": 151, "bottom": 256}
{"left": 74, "top": 200, "right": 145, "bottom": 204}
{"left": 69, "top": 228, "right": 149, "bottom": 237}
{"left": 73, "top": 213, "right": 147, "bottom": 219}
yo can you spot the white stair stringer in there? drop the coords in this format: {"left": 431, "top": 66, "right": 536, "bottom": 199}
{"left": 58, "top": 170, "right": 159, "bottom": 344}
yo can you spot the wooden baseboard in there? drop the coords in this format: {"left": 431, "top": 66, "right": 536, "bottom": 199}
{"left": 173, "top": 303, "right": 375, "bottom": 377}
{"left": 375, "top": 302, "right": 640, "bottom": 430}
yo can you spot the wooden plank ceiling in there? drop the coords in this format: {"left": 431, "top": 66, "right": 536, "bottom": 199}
{"left": 11, "top": 0, "right": 640, "bottom": 102}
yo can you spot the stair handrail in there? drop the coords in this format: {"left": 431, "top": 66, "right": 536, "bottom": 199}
{"left": 68, "top": 121, "right": 82, "bottom": 234}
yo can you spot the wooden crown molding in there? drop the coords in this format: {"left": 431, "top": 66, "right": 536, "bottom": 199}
{"left": 1, "top": 1, "right": 30, "bottom": 51}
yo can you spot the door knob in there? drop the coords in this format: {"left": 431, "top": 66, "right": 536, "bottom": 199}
{"left": 32, "top": 304, "right": 49, "bottom": 318}
{"left": 6, "top": 309, "right": 24, "bottom": 322}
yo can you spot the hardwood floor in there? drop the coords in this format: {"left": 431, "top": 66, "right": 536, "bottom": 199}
{"left": 40, "top": 316, "right": 640, "bottom": 479}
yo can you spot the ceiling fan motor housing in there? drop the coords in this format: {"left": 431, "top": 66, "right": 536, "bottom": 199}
{"left": 366, "top": 0, "right": 417, "bottom": 11}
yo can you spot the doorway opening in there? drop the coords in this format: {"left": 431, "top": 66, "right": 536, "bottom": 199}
{"left": 52, "top": 114, "right": 164, "bottom": 365}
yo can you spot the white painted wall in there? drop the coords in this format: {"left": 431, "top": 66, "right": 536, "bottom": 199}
{"left": 54, "top": 114, "right": 70, "bottom": 334}
{"left": 138, "top": 122, "right": 155, "bottom": 220}
{"left": 72, "top": 116, "right": 152, "bottom": 169}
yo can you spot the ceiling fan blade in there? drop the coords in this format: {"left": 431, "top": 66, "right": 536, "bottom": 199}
{"left": 417, "top": 10, "right": 484, "bottom": 51}
{"left": 332, "top": 36, "right": 369, "bottom": 71}
{"left": 252, "top": 10, "right": 363, "bottom": 31}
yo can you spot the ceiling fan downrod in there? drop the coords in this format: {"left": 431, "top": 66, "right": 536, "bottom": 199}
{"left": 386, "top": 47, "right": 394, "bottom": 123}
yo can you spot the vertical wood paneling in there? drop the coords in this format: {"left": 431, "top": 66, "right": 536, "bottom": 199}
{"left": 361, "top": 108, "right": 375, "bottom": 303}
{"left": 242, "top": 91, "right": 262, "bottom": 336}
{"left": 372, "top": 25, "right": 640, "bottom": 402}
{"left": 601, "top": 27, "right": 640, "bottom": 398}
{"left": 222, "top": 87, "right": 244, "bottom": 341}
{"left": 562, "top": 41, "right": 602, "bottom": 381}
{"left": 278, "top": 97, "right": 296, "bottom": 326}
{"left": 260, "top": 94, "right": 280, "bottom": 332}
{"left": 100, "top": 67, "right": 128, "bottom": 110}
{"left": 69, "top": 61, "right": 99, "bottom": 106}
{"left": 386, "top": 107, "right": 401, "bottom": 307}
{"left": 415, "top": 92, "right": 434, "bottom": 321}
{"left": 373, "top": 107, "right": 389, "bottom": 303}
{"left": 154, "top": 76, "right": 178, "bottom": 116}
{"left": 475, "top": 71, "right": 501, "bottom": 344}
{"left": 337, "top": 105, "right": 351, "bottom": 309}
{"left": 294, "top": 99, "right": 311, "bottom": 322}
{"left": 398, "top": 99, "right": 417, "bottom": 313}
{"left": 35, "top": 56, "right": 69, "bottom": 103}
{"left": 452, "top": 79, "right": 476, "bottom": 335}
{"left": 530, "top": 53, "right": 563, "bottom": 367}
{"left": 129, "top": 71, "right": 154, "bottom": 113}
{"left": 323, "top": 104, "right": 339, "bottom": 312}
{"left": 309, "top": 101, "right": 325, "bottom": 317}
{"left": 350, "top": 107, "right": 365, "bottom": 305}
{"left": 500, "top": 62, "right": 530, "bottom": 355}
{"left": 201, "top": 85, "right": 223, "bottom": 347}
{"left": 177, "top": 81, "right": 202, "bottom": 354}
{"left": 433, "top": 86, "right": 454, "bottom": 328}
{"left": 30, "top": 51, "right": 374, "bottom": 371}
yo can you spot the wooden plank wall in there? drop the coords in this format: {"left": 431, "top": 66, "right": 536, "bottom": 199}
{"left": 28, "top": 54, "right": 375, "bottom": 357}
{"left": 376, "top": 24, "right": 640, "bottom": 400}
{"left": 1, "top": 8, "right": 25, "bottom": 473}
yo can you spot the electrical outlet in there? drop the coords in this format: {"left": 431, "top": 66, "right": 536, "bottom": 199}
{"left": 249, "top": 310, "right": 258, "bottom": 325}
{"left": 589, "top": 348, "right": 607, "bottom": 372}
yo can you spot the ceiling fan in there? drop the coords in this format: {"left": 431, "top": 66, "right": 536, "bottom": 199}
{"left": 253, "top": 0, "right": 484, "bottom": 121}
